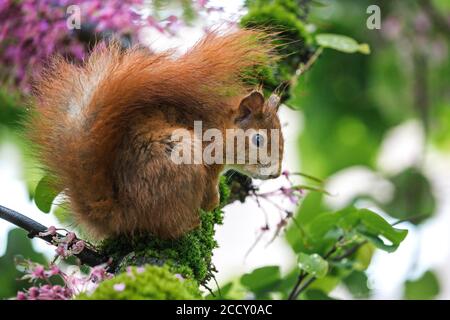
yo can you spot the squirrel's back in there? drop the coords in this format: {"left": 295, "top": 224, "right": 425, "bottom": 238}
{"left": 28, "top": 29, "right": 274, "bottom": 238}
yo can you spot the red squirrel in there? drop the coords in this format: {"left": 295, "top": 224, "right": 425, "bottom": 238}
{"left": 28, "top": 29, "right": 284, "bottom": 239}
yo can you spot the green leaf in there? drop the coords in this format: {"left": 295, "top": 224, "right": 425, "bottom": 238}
{"left": 53, "top": 205, "right": 74, "bottom": 225}
{"left": 34, "top": 174, "right": 61, "bottom": 213}
{"left": 306, "top": 207, "right": 407, "bottom": 253}
{"left": 307, "top": 212, "right": 344, "bottom": 254}
{"left": 335, "top": 207, "right": 360, "bottom": 230}
{"left": 307, "top": 212, "right": 340, "bottom": 241}
{"left": 353, "top": 242, "right": 375, "bottom": 271}
{"left": 310, "top": 0, "right": 329, "bottom": 7}
{"left": 206, "top": 282, "right": 232, "bottom": 300}
{"left": 285, "top": 192, "right": 324, "bottom": 253}
{"left": 343, "top": 271, "right": 371, "bottom": 298}
{"left": 316, "top": 33, "right": 370, "bottom": 54}
{"left": 297, "top": 192, "right": 324, "bottom": 226}
{"left": 381, "top": 168, "right": 436, "bottom": 225}
{"left": 357, "top": 209, "right": 408, "bottom": 252}
{"left": 303, "top": 289, "right": 336, "bottom": 300}
{"left": 404, "top": 270, "right": 440, "bottom": 300}
{"left": 308, "top": 275, "right": 341, "bottom": 294}
{"left": 298, "top": 253, "right": 328, "bottom": 278}
{"left": 240, "top": 266, "right": 281, "bottom": 294}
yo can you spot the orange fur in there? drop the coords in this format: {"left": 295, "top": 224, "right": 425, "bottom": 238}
{"left": 28, "top": 29, "right": 283, "bottom": 239}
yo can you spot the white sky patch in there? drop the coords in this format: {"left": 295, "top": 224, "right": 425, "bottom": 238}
{"left": 0, "top": 142, "right": 59, "bottom": 258}
{"left": 325, "top": 166, "right": 395, "bottom": 209}
{"left": 377, "top": 120, "right": 425, "bottom": 175}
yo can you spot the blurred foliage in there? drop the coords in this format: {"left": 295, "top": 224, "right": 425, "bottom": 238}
{"left": 404, "top": 270, "right": 440, "bottom": 300}
{"left": 0, "top": 90, "right": 25, "bottom": 131}
{"left": 343, "top": 270, "right": 371, "bottom": 299}
{"left": 381, "top": 167, "right": 436, "bottom": 224}
{"left": 240, "top": 266, "right": 282, "bottom": 299}
{"left": 0, "top": 229, "right": 47, "bottom": 299}
{"left": 216, "top": 192, "right": 407, "bottom": 300}
{"left": 285, "top": 0, "right": 448, "bottom": 299}
{"left": 291, "top": 0, "right": 450, "bottom": 176}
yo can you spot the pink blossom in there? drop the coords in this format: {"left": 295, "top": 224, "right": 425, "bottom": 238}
{"left": 280, "top": 187, "right": 299, "bottom": 204}
{"left": 0, "top": 0, "right": 223, "bottom": 92}
{"left": 113, "top": 283, "right": 126, "bottom": 292}
{"left": 136, "top": 266, "right": 145, "bottom": 274}
{"left": 65, "top": 232, "right": 76, "bottom": 243}
{"left": 56, "top": 244, "right": 70, "bottom": 258}
{"left": 197, "top": 0, "right": 209, "bottom": 7}
{"left": 38, "top": 226, "right": 57, "bottom": 237}
{"left": 15, "top": 259, "right": 111, "bottom": 300}
{"left": 30, "top": 265, "right": 46, "bottom": 279}
{"left": 0, "top": 0, "right": 146, "bottom": 92}
{"left": 174, "top": 273, "right": 185, "bottom": 281}
{"left": 71, "top": 240, "right": 85, "bottom": 254}
{"left": 28, "top": 287, "right": 40, "bottom": 299}
{"left": 49, "top": 265, "right": 61, "bottom": 276}
{"left": 16, "top": 292, "right": 27, "bottom": 300}
{"left": 16, "top": 284, "right": 74, "bottom": 300}
{"left": 90, "top": 265, "right": 113, "bottom": 283}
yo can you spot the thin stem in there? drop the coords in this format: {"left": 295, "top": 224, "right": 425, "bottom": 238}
{"left": 293, "top": 275, "right": 317, "bottom": 298}
{"left": 331, "top": 241, "right": 367, "bottom": 261}
{"left": 293, "top": 47, "right": 324, "bottom": 81}
{"left": 287, "top": 271, "right": 306, "bottom": 300}
{"left": 289, "top": 172, "right": 324, "bottom": 184}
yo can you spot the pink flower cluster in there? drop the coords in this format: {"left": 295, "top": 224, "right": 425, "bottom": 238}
{"left": 39, "top": 227, "right": 87, "bottom": 259}
{"left": 17, "top": 284, "right": 73, "bottom": 300}
{"left": 16, "top": 262, "right": 71, "bottom": 300}
{"left": 0, "top": 0, "right": 224, "bottom": 93}
{"left": 13, "top": 226, "right": 116, "bottom": 299}
{"left": 15, "top": 260, "right": 113, "bottom": 300}
{"left": 0, "top": 0, "right": 144, "bottom": 92}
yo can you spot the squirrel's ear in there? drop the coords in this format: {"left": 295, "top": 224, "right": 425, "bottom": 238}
{"left": 268, "top": 93, "right": 281, "bottom": 112}
{"left": 236, "top": 91, "right": 265, "bottom": 122}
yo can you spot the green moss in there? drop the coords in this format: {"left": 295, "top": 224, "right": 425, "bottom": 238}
{"left": 78, "top": 265, "right": 201, "bottom": 300}
{"left": 99, "top": 177, "right": 230, "bottom": 284}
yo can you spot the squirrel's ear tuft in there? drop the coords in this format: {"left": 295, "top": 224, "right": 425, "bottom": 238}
{"left": 236, "top": 91, "right": 265, "bottom": 122}
{"left": 268, "top": 93, "right": 281, "bottom": 112}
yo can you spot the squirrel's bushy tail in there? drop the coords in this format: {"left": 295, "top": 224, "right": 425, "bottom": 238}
{"left": 28, "top": 29, "right": 275, "bottom": 236}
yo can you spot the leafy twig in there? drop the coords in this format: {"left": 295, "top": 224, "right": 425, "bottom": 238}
{"left": 287, "top": 271, "right": 306, "bottom": 300}
{"left": 288, "top": 236, "right": 342, "bottom": 300}
{"left": 288, "top": 215, "right": 413, "bottom": 300}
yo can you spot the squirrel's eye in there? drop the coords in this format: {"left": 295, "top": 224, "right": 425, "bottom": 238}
{"left": 252, "top": 134, "right": 265, "bottom": 147}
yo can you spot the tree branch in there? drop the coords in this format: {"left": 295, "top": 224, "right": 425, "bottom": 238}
{"left": 0, "top": 204, "right": 108, "bottom": 267}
